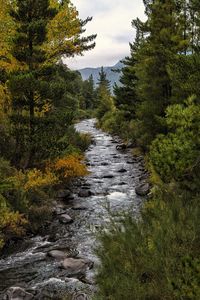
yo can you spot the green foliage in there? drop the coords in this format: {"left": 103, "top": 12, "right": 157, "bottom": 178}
{"left": 81, "top": 75, "right": 97, "bottom": 109}
{"left": 150, "top": 97, "right": 200, "bottom": 188}
{"left": 95, "top": 191, "right": 200, "bottom": 300}
{"left": 0, "top": 0, "right": 95, "bottom": 252}
{"left": 95, "top": 3, "right": 200, "bottom": 300}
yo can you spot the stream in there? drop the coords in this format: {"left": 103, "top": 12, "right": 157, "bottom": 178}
{"left": 0, "top": 119, "right": 145, "bottom": 299}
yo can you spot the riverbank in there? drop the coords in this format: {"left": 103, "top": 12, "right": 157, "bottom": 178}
{"left": 0, "top": 119, "right": 147, "bottom": 299}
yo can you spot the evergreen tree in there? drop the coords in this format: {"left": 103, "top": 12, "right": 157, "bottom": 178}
{"left": 113, "top": 46, "right": 138, "bottom": 120}
{"left": 134, "top": 0, "right": 186, "bottom": 148}
{"left": 9, "top": 0, "right": 57, "bottom": 165}
{"left": 8, "top": 0, "right": 96, "bottom": 166}
{"left": 82, "top": 75, "right": 96, "bottom": 109}
{"left": 97, "top": 67, "right": 111, "bottom": 94}
{"left": 96, "top": 67, "right": 113, "bottom": 119}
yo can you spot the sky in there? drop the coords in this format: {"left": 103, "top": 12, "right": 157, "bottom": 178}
{"left": 65, "top": 0, "right": 145, "bottom": 70}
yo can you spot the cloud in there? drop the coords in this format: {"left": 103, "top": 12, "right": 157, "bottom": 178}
{"left": 65, "top": 0, "right": 145, "bottom": 69}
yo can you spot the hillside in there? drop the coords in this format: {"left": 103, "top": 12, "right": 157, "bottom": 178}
{"left": 78, "top": 61, "right": 124, "bottom": 89}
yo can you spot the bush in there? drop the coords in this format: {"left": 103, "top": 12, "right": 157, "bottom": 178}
{"left": 95, "top": 191, "right": 200, "bottom": 300}
{"left": 150, "top": 97, "right": 200, "bottom": 189}
{"left": 54, "top": 154, "right": 89, "bottom": 181}
{"left": 0, "top": 208, "right": 28, "bottom": 250}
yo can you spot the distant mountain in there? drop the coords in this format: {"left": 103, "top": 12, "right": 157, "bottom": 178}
{"left": 78, "top": 61, "right": 124, "bottom": 91}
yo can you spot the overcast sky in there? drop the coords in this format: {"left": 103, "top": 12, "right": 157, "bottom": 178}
{"left": 65, "top": 0, "right": 145, "bottom": 70}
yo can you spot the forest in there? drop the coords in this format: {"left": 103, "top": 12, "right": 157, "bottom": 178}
{"left": 0, "top": 0, "right": 200, "bottom": 299}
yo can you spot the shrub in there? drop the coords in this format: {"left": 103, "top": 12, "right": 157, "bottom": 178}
{"left": 54, "top": 154, "right": 89, "bottom": 181}
{"left": 150, "top": 97, "right": 200, "bottom": 189}
{"left": 95, "top": 192, "right": 200, "bottom": 300}
{"left": 0, "top": 208, "right": 28, "bottom": 250}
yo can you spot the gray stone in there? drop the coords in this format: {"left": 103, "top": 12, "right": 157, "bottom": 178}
{"left": 101, "top": 162, "right": 109, "bottom": 166}
{"left": 72, "top": 292, "right": 89, "bottom": 300}
{"left": 47, "top": 250, "right": 68, "bottom": 260}
{"left": 102, "top": 174, "right": 114, "bottom": 179}
{"left": 116, "top": 144, "right": 127, "bottom": 150}
{"left": 72, "top": 205, "right": 87, "bottom": 211}
{"left": 135, "top": 183, "right": 150, "bottom": 196}
{"left": 78, "top": 190, "right": 92, "bottom": 197}
{"left": 3, "top": 287, "right": 33, "bottom": 300}
{"left": 57, "top": 189, "right": 71, "bottom": 200}
{"left": 117, "top": 168, "right": 127, "bottom": 173}
{"left": 58, "top": 214, "right": 73, "bottom": 224}
{"left": 61, "top": 258, "right": 93, "bottom": 275}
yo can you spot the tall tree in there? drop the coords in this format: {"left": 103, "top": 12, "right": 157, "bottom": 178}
{"left": 96, "top": 67, "right": 113, "bottom": 119}
{"left": 97, "top": 67, "right": 111, "bottom": 94}
{"left": 114, "top": 45, "right": 138, "bottom": 120}
{"left": 82, "top": 75, "right": 96, "bottom": 109}
{"left": 134, "top": 0, "right": 186, "bottom": 148}
{"left": 8, "top": 0, "right": 96, "bottom": 166}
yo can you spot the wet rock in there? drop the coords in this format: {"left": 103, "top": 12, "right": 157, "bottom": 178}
{"left": 3, "top": 287, "right": 33, "bottom": 300}
{"left": 47, "top": 250, "right": 68, "bottom": 260}
{"left": 72, "top": 292, "right": 89, "bottom": 300}
{"left": 57, "top": 189, "right": 71, "bottom": 199}
{"left": 102, "top": 174, "right": 114, "bottom": 179}
{"left": 61, "top": 258, "right": 93, "bottom": 275}
{"left": 53, "top": 206, "right": 66, "bottom": 216}
{"left": 111, "top": 139, "right": 118, "bottom": 144}
{"left": 127, "top": 160, "right": 135, "bottom": 164}
{"left": 116, "top": 144, "right": 127, "bottom": 150}
{"left": 58, "top": 214, "right": 73, "bottom": 224}
{"left": 72, "top": 205, "right": 87, "bottom": 211}
{"left": 135, "top": 183, "right": 150, "bottom": 196}
{"left": 101, "top": 162, "right": 109, "bottom": 166}
{"left": 78, "top": 190, "right": 93, "bottom": 197}
{"left": 33, "top": 278, "right": 87, "bottom": 300}
{"left": 117, "top": 168, "right": 127, "bottom": 173}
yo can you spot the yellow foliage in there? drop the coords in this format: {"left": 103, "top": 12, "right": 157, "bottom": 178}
{"left": 0, "top": 209, "right": 28, "bottom": 249}
{"left": 43, "top": 0, "right": 82, "bottom": 64}
{"left": 10, "top": 168, "right": 58, "bottom": 192}
{"left": 24, "top": 169, "right": 58, "bottom": 191}
{"left": 0, "top": 0, "right": 23, "bottom": 72}
{"left": 54, "top": 155, "right": 89, "bottom": 179}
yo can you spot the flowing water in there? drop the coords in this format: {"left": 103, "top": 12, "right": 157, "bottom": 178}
{"left": 0, "top": 119, "right": 145, "bottom": 299}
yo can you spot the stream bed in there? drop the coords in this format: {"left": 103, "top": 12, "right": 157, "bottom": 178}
{"left": 0, "top": 119, "right": 145, "bottom": 299}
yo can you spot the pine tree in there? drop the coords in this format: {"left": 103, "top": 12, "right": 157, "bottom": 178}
{"left": 8, "top": 0, "right": 96, "bottom": 166}
{"left": 96, "top": 67, "right": 113, "bottom": 119}
{"left": 113, "top": 45, "right": 138, "bottom": 120}
{"left": 82, "top": 75, "right": 96, "bottom": 109}
{"left": 97, "top": 67, "right": 111, "bottom": 94}
{"left": 9, "top": 0, "right": 56, "bottom": 165}
{"left": 134, "top": 0, "right": 186, "bottom": 148}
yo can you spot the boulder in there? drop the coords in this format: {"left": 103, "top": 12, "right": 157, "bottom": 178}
{"left": 101, "top": 162, "right": 109, "bottom": 166}
{"left": 117, "top": 168, "right": 127, "bottom": 173}
{"left": 72, "top": 205, "right": 87, "bottom": 211}
{"left": 57, "top": 189, "right": 72, "bottom": 200}
{"left": 102, "top": 174, "right": 114, "bottom": 179}
{"left": 3, "top": 287, "right": 33, "bottom": 300}
{"left": 72, "top": 292, "right": 89, "bottom": 300}
{"left": 47, "top": 250, "right": 68, "bottom": 260}
{"left": 116, "top": 144, "right": 127, "bottom": 150}
{"left": 58, "top": 214, "right": 73, "bottom": 224}
{"left": 61, "top": 258, "right": 93, "bottom": 275}
{"left": 135, "top": 183, "right": 150, "bottom": 196}
{"left": 78, "top": 190, "right": 93, "bottom": 198}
